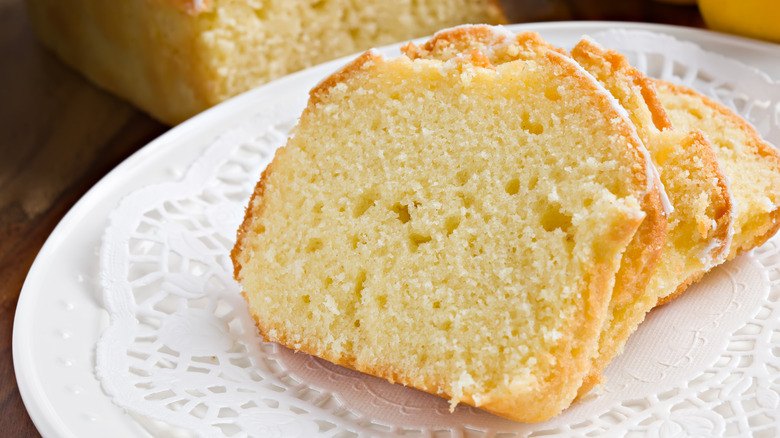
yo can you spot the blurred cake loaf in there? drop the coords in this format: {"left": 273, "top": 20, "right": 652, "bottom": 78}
{"left": 231, "top": 32, "right": 664, "bottom": 422}
{"left": 24, "top": 0, "right": 505, "bottom": 124}
{"left": 653, "top": 80, "right": 780, "bottom": 278}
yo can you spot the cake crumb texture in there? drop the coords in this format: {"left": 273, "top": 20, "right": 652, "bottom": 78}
{"left": 232, "top": 25, "right": 780, "bottom": 424}
{"left": 232, "top": 38, "right": 660, "bottom": 422}
{"left": 654, "top": 80, "right": 780, "bottom": 263}
{"left": 568, "top": 36, "right": 734, "bottom": 396}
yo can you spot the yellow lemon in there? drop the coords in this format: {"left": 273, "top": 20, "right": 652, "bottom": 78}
{"left": 698, "top": 0, "right": 780, "bottom": 43}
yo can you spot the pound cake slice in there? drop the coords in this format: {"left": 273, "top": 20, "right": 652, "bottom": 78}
{"left": 404, "top": 26, "right": 667, "bottom": 332}
{"left": 569, "top": 37, "right": 733, "bottom": 395}
{"left": 653, "top": 80, "right": 780, "bottom": 277}
{"left": 403, "top": 25, "right": 673, "bottom": 398}
{"left": 26, "top": 0, "right": 505, "bottom": 124}
{"left": 232, "top": 40, "right": 662, "bottom": 422}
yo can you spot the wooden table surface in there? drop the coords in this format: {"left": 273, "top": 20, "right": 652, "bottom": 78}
{"left": 0, "top": 0, "right": 705, "bottom": 435}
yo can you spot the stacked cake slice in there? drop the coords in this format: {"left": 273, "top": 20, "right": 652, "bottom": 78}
{"left": 232, "top": 25, "right": 780, "bottom": 422}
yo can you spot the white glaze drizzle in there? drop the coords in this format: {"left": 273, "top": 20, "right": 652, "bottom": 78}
{"left": 548, "top": 49, "right": 674, "bottom": 217}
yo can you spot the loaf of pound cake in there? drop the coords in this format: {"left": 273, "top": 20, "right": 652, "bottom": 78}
{"left": 231, "top": 27, "right": 666, "bottom": 422}
{"left": 25, "top": 0, "right": 505, "bottom": 124}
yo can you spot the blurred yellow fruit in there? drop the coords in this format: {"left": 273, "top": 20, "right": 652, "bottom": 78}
{"left": 698, "top": 0, "right": 780, "bottom": 43}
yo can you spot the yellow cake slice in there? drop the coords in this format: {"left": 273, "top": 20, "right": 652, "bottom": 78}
{"left": 653, "top": 80, "right": 780, "bottom": 278}
{"left": 232, "top": 38, "right": 663, "bottom": 422}
{"left": 569, "top": 37, "right": 733, "bottom": 395}
{"left": 404, "top": 25, "right": 678, "bottom": 398}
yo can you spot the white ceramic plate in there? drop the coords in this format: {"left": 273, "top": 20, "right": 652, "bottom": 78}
{"left": 13, "top": 22, "right": 780, "bottom": 438}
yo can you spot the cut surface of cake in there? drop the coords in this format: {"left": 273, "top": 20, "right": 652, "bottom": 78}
{"left": 403, "top": 25, "right": 675, "bottom": 398}
{"left": 405, "top": 27, "right": 668, "bottom": 326}
{"left": 653, "top": 80, "right": 780, "bottom": 272}
{"left": 25, "top": 0, "right": 506, "bottom": 124}
{"left": 232, "top": 36, "right": 663, "bottom": 422}
{"left": 569, "top": 36, "right": 733, "bottom": 395}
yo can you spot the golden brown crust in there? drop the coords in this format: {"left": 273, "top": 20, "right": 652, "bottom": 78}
{"left": 580, "top": 128, "right": 736, "bottom": 391}
{"left": 309, "top": 50, "right": 383, "bottom": 105}
{"left": 683, "top": 129, "right": 734, "bottom": 260}
{"left": 640, "top": 81, "right": 673, "bottom": 132}
{"left": 653, "top": 80, "right": 780, "bottom": 167}
{"left": 404, "top": 25, "right": 514, "bottom": 58}
{"left": 231, "top": 170, "right": 269, "bottom": 281}
{"left": 656, "top": 271, "right": 702, "bottom": 306}
{"left": 567, "top": 38, "right": 670, "bottom": 397}
{"left": 575, "top": 186, "right": 666, "bottom": 398}
{"left": 231, "top": 145, "right": 291, "bottom": 281}
{"left": 637, "top": 129, "right": 733, "bottom": 310}
{"left": 570, "top": 38, "right": 673, "bottom": 135}
{"left": 403, "top": 27, "right": 563, "bottom": 63}
{"left": 524, "top": 48, "right": 654, "bottom": 420}
{"left": 609, "top": 189, "right": 667, "bottom": 308}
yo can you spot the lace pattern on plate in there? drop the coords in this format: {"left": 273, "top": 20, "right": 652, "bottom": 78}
{"left": 97, "top": 30, "right": 780, "bottom": 437}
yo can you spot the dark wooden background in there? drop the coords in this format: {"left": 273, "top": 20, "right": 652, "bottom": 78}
{"left": 0, "top": 0, "right": 705, "bottom": 435}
